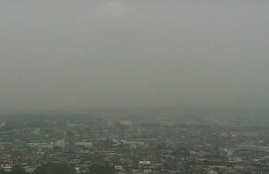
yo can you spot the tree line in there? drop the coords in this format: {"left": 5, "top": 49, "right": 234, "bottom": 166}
{"left": 0, "top": 163, "right": 114, "bottom": 174}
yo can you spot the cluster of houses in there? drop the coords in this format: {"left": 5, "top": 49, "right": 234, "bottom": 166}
{"left": 0, "top": 116, "right": 269, "bottom": 174}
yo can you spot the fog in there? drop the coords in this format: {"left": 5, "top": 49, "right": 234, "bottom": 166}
{"left": 0, "top": 1, "right": 269, "bottom": 114}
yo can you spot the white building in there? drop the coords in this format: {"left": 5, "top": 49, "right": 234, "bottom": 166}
{"left": 28, "top": 142, "right": 54, "bottom": 149}
{"left": 75, "top": 141, "right": 93, "bottom": 148}
{"left": 55, "top": 140, "right": 66, "bottom": 149}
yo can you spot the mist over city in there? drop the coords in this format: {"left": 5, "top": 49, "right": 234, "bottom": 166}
{"left": 1, "top": 1, "right": 269, "bottom": 114}
{"left": 0, "top": 1, "right": 269, "bottom": 174}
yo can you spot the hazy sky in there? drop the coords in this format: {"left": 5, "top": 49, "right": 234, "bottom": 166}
{"left": 0, "top": 1, "right": 269, "bottom": 114}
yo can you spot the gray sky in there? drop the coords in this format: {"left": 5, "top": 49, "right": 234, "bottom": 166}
{"left": 0, "top": 0, "right": 269, "bottom": 114}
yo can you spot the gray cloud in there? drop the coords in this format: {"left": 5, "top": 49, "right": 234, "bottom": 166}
{"left": 0, "top": 0, "right": 269, "bottom": 113}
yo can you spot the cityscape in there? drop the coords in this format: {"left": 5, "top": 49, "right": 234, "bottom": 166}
{"left": 1, "top": 1, "right": 269, "bottom": 174}
{"left": 0, "top": 109, "right": 269, "bottom": 174}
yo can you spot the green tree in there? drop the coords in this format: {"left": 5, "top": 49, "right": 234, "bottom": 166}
{"left": 33, "top": 163, "right": 74, "bottom": 174}
{"left": 11, "top": 166, "right": 27, "bottom": 174}
{"left": 88, "top": 164, "right": 114, "bottom": 174}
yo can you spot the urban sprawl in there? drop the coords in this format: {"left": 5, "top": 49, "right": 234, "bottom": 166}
{"left": 0, "top": 110, "right": 269, "bottom": 174}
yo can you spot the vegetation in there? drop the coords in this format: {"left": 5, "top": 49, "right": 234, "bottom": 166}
{"left": 33, "top": 163, "right": 74, "bottom": 174}
{"left": 88, "top": 164, "right": 114, "bottom": 174}
{"left": 0, "top": 166, "right": 26, "bottom": 174}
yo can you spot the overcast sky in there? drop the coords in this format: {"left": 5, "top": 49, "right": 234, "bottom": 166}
{"left": 0, "top": 1, "right": 269, "bottom": 114}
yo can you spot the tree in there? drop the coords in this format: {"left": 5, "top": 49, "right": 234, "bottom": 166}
{"left": 33, "top": 163, "right": 74, "bottom": 174}
{"left": 11, "top": 166, "right": 27, "bottom": 174}
{"left": 172, "top": 147, "right": 190, "bottom": 157}
{"left": 88, "top": 164, "right": 114, "bottom": 174}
